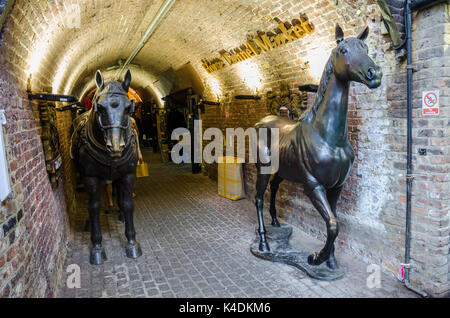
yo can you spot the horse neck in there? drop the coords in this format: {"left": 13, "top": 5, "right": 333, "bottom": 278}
{"left": 310, "top": 74, "right": 350, "bottom": 145}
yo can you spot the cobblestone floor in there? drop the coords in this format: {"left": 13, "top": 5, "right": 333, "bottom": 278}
{"left": 60, "top": 151, "right": 417, "bottom": 298}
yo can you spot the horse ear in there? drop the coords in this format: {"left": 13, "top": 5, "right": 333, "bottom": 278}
{"left": 122, "top": 70, "right": 131, "bottom": 92}
{"left": 129, "top": 99, "right": 135, "bottom": 114}
{"left": 95, "top": 70, "right": 104, "bottom": 89}
{"left": 335, "top": 23, "right": 344, "bottom": 44}
{"left": 357, "top": 26, "right": 369, "bottom": 42}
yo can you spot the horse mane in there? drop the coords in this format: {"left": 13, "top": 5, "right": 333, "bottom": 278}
{"left": 299, "top": 48, "right": 336, "bottom": 122}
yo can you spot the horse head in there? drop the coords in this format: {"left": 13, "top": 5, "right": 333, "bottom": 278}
{"left": 333, "top": 24, "right": 382, "bottom": 89}
{"left": 93, "top": 69, "right": 135, "bottom": 157}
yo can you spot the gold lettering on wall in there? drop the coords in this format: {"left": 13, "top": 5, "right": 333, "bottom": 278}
{"left": 202, "top": 13, "right": 315, "bottom": 73}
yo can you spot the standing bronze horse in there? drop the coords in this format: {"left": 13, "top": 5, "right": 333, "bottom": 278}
{"left": 254, "top": 24, "right": 382, "bottom": 269}
{"left": 71, "top": 70, "right": 142, "bottom": 265}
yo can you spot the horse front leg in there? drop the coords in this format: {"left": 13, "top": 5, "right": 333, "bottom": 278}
{"left": 304, "top": 184, "right": 339, "bottom": 267}
{"left": 255, "top": 170, "right": 271, "bottom": 252}
{"left": 84, "top": 176, "right": 107, "bottom": 265}
{"left": 269, "top": 174, "right": 283, "bottom": 227}
{"left": 118, "top": 173, "right": 142, "bottom": 259}
{"left": 326, "top": 185, "right": 344, "bottom": 269}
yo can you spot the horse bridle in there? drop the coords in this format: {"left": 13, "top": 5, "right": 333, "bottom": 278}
{"left": 93, "top": 89, "right": 135, "bottom": 131}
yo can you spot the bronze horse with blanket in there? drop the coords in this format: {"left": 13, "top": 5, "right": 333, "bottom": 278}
{"left": 71, "top": 70, "right": 142, "bottom": 265}
{"left": 254, "top": 24, "right": 382, "bottom": 269}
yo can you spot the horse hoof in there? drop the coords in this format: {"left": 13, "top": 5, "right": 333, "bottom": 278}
{"left": 271, "top": 218, "right": 281, "bottom": 227}
{"left": 90, "top": 247, "right": 107, "bottom": 265}
{"left": 126, "top": 241, "right": 142, "bottom": 259}
{"left": 259, "top": 241, "right": 270, "bottom": 253}
{"left": 308, "top": 252, "right": 321, "bottom": 266}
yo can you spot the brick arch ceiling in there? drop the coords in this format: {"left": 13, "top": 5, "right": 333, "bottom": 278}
{"left": 76, "top": 66, "right": 163, "bottom": 107}
{"left": 3, "top": 0, "right": 380, "bottom": 102}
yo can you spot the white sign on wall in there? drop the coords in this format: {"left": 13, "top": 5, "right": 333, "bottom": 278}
{"left": 0, "top": 110, "right": 11, "bottom": 201}
{"left": 422, "top": 90, "right": 439, "bottom": 116}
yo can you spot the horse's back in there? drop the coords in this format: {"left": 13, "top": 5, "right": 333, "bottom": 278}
{"left": 70, "top": 111, "right": 90, "bottom": 160}
{"left": 255, "top": 115, "right": 297, "bottom": 130}
{"left": 255, "top": 115, "right": 300, "bottom": 141}
{"left": 255, "top": 115, "right": 302, "bottom": 177}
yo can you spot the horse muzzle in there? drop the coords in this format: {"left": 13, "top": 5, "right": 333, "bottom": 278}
{"left": 106, "top": 129, "right": 126, "bottom": 157}
{"left": 365, "top": 66, "right": 382, "bottom": 88}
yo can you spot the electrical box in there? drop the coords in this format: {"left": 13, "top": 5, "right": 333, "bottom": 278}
{"left": 0, "top": 110, "right": 11, "bottom": 201}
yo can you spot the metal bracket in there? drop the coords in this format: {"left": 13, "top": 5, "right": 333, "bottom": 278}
{"left": 199, "top": 100, "right": 220, "bottom": 106}
{"left": 298, "top": 84, "right": 319, "bottom": 93}
{"left": 28, "top": 93, "right": 79, "bottom": 103}
{"left": 418, "top": 148, "right": 427, "bottom": 156}
{"left": 235, "top": 95, "right": 261, "bottom": 100}
{"left": 406, "top": 174, "right": 415, "bottom": 180}
{"left": 55, "top": 102, "right": 83, "bottom": 112}
{"left": 406, "top": 65, "right": 418, "bottom": 72}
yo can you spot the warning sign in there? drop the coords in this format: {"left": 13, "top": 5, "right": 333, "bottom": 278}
{"left": 422, "top": 90, "right": 439, "bottom": 116}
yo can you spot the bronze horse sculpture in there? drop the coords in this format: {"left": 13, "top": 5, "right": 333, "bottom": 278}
{"left": 71, "top": 70, "right": 142, "bottom": 265}
{"left": 254, "top": 24, "right": 382, "bottom": 270}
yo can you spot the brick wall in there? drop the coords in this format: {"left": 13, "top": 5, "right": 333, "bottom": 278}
{"left": 0, "top": 1, "right": 72, "bottom": 297}
{"left": 406, "top": 3, "right": 449, "bottom": 296}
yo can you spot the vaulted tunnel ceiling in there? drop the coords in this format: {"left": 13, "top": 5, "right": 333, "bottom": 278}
{"left": 1, "top": 0, "right": 386, "bottom": 103}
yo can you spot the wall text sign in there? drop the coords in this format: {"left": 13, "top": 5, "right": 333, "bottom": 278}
{"left": 202, "top": 13, "right": 315, "bottom": 73}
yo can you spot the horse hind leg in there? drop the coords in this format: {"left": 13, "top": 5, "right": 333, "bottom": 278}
{"left": 115, "top": 182, "right": 125, "bottom": 223}
{"left": 255, "top": 168, "right": 271, "bottom": 252}
{"left": 269, "top": 174, "right": 283, "bottom": 227}
{"left": 304, "top": 184, "right": 339, "bottom": 267}
{"left": 118, "top": 173, "right": 142, "bottom": 259}
{"left": 326, "top": 185, "right": 344, "bottom": 269}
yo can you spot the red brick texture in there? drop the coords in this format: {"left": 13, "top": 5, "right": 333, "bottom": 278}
{"left": 0, "top": 1, "right": 72, "bottom": 297}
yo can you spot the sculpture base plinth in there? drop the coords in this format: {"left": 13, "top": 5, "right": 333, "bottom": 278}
{"left": 250, "top": 223, "right": 346, "bottom": 281}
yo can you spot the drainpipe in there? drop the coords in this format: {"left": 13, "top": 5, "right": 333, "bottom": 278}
{"left": 404, "top": 0, "right": 448, "bottom": 298}
{"left": 116, "top": 0, "right": 177, "bottom": 79}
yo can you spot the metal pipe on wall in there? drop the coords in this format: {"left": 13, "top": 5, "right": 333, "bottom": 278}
{"left": 404, "top": 0, "right": 448, "bottom": 298}
{"left": 116, "top": 0, "right": 177, "bottom": 79}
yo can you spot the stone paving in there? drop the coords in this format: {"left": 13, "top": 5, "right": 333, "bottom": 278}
{"left": 60, "top": 151, "right": 417, "bottom": 298}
